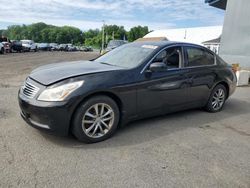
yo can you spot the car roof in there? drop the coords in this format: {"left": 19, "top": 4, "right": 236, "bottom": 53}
{"left": 133, "top": 40, "right": 205, "bottom": 49}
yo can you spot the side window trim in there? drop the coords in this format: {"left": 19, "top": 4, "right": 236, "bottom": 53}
{"left": 140, "top": 45, "right": 184, "bottom": 74}
{"left": 183, "top": 45, "right": 216, "bottom": 68}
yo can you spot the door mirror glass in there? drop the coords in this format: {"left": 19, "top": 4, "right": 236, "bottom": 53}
{"left": 149, "top": 62, "right": 167, "bottom": 72}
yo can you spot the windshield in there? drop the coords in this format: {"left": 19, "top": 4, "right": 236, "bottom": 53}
{"left": 95, "top": 43, "right": 158, "bottom": 69}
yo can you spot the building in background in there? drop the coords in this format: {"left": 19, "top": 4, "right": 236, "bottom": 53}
{"left": 206, "top": 0, "right": 250, "bottom": 68}
{"left": 143, "top": 26, "right": 222, "bottom": 53}
{"left": 202, "top": 37, "right": 221, "bottom": 54}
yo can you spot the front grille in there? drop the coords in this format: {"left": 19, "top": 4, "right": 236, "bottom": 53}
{"left": 22, "top": 81, "right": 40, "bottom": 99}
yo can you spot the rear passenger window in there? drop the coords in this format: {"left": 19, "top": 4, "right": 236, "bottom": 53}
{"left": 185, "top": 47, "right": 214, "bottom": 67}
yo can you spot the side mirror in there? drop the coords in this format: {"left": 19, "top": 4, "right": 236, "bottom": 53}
{"left": 149, "top": 62, "right": 167, "bottom": 72}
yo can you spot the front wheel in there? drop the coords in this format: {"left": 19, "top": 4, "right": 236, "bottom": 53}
{"left": 205, "top": 84, "right": 227, "bottom": 113}
{"left": 72, "top": 95, "right": 120, "bottom": 143}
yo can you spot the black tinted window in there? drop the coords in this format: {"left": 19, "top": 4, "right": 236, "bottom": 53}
{"left": 154, "top": 47, "right": 181, "bottom": 69}
{"left": 186, "top": 47, "right": 214, "bottom": 67}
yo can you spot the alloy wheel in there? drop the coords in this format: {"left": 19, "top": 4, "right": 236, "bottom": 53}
{"left": 211, "top": 88, "right": 225, "bottom": 111}
{"left": 82, "top": 103, "right": 115, "bottom": 138}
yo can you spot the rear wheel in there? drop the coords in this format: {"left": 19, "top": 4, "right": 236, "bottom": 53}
{"left": 72, "top": 95, "right": 120, "bottom": 143}
{"left": 205, "top": 84, "right": 227, "bottom": 112}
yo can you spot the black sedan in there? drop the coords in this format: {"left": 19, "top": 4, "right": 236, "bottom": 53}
{"left": 11, "top": 40, "right": 24, "bottom": 52}
{"left": 18, "top": 41, "right": 237, "bottom": 143}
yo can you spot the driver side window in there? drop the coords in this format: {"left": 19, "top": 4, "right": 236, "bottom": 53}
{"left": 153, "top": 46, "right": 181, "bottom": 69}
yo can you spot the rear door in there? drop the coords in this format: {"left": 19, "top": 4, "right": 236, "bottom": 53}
{"left": 183, "top": 46, "right": 217, "bottom": 106}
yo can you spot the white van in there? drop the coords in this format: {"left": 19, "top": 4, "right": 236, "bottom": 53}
{"left": 21, "top": 40, "right": 37, "bottom": 52}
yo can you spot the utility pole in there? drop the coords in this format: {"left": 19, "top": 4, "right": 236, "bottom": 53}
{"left": 106, "top": 34, "right": 108, "bottom": 45}
{"left": 101, "top": 20, "right": 105, "bottom": 53}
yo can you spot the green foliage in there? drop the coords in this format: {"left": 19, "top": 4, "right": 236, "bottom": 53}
{"left": 3, "top": 22, "right": 83, "bottom": 44}
{"left": 2, "top": 22, "right": 149, "bottom": 48}
{"left": 0, "top": 29, "right": 7, "bottom": 36}
{"left": 128, "top": 26, "right": 149, "bottom": 42}
{"left": 104, "top": 25, "right": 127, "bottom": 40}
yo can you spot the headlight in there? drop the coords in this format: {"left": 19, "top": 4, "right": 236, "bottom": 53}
{"left": 37, "top": 81, "right": 84, "bottom": 102}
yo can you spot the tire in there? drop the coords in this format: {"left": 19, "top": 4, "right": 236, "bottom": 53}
{"left": 72, "top": 95, "right": 120, "bottom": 143}
{"left": 205, "top": 84, "right": 227, "bottom": 113}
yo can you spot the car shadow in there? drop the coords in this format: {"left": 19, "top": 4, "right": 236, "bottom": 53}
{"left": 40, "top": 98, "right": 250, "bottom": 148}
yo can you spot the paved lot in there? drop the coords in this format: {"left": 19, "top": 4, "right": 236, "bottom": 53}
{"left": 0, "top": 52, "right": 250, "bottom": 188}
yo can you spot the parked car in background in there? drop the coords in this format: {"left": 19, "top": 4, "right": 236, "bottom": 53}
{"left": 0, "top": 37, "right": 12, "bottom": 53}
{"left": 49, "top": 43, "right": 59, "bottom": 51}
{"left": 0, "top": 42, "right": 4, "bottom": 54}
{"left": 58, "top": 44, "right": 67, "bottom": 51}
{"left": 21, "top": 40, "right": 37, "bottom": 52}
{"left": 18, "top": 41, "right": 237, "bottom": 143}
{"left": 38, "top": 43, "right": 51, "bottom": 51}
{"left": 11, "top": 40, "right": 23, "bottom": 52}
{"left": 82, "top": 46, "right": 93, "bottom": 52}
{"left": 106, "top": 40, "right": 127, "bottom": 52}
{"left": 1, "top": 42, "right": 11, "bottom": 53}
{"left": 65, "top": 44, "right": 77, "bottom": 51}
{"left": 76, "top": 46, "right": 81, "bottom": 51}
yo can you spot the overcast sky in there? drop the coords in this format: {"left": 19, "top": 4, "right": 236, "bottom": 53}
{"left": 0, "top": 0, "right": 224, "bottom": 30}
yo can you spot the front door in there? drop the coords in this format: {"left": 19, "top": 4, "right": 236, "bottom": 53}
{"left": 137, "top": 46, "right": 190, "bottom": 117}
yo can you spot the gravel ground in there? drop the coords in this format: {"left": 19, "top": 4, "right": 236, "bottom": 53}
{"left": 0, "top": 52, "right": 249, "bottom": 188}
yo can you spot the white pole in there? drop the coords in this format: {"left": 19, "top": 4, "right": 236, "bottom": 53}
{"left": 102, "top": 20, "right": 105, "bottom": 52}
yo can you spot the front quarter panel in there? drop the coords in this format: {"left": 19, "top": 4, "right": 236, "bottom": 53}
{"left": 68, "top": 69, "right": 138, "bottom": 121}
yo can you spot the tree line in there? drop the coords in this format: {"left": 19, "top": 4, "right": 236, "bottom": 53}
{"left": 0, "top": 22, "right": 149, "bottom": 48}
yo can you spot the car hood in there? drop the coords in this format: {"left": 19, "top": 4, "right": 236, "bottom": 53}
{"left": 29, "top": 60, "right": 124, "bottom": 86}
